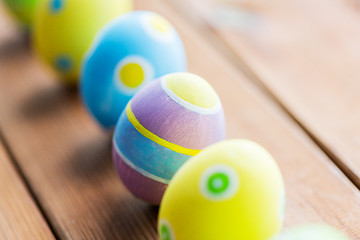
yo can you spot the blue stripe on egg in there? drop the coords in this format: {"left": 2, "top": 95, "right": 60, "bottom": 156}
{"left": 113, "top": 110, "right": 191, "bottom": 182}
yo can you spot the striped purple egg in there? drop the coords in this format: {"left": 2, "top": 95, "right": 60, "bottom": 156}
{"left": 112, "top": 72, "right": 226, "bottom": 205}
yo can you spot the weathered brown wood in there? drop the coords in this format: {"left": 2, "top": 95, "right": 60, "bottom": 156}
{"left": 0, "top": 0, "right": 360, "bottom": 239}
{"left": 0, "top": 139, "right": 55, "bottom": 240}
{"left": 169, "top": 0, "right": 360, "bottom": 188}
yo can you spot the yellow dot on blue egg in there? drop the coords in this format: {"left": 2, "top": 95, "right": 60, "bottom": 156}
{"left": 54, "top": 55, "right": 73, "bottom": 72}
{"left": 115, "top": 56, "right": 154, "bottom": 93}
{"left": 49, "top": 0, "right": 64, "bottom": 13}
{"left": 119, "top": 63, "right": 145, "bottom": 88}
{"left": 150, "top": 14, "right": 171, "bottom": 34}
{"left": 143, "top": 13, "right": 175, "bottom": 42}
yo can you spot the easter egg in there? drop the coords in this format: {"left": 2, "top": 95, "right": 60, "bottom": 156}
{"left": 33, "top": 0, "right": 133, "bottom": 84}
{"left": 4, "top": 0, "right": 41, "bottom": 25}
{"left": 81, "top": 11, "right": 187, "bottom": 128}
{"left": 112, "top": 72, "right": 225, "bottom": 205}
{"left": 270, "top": 224, "right": 349, "bottom": 240}
{"left": 158, "top": 139, "right": 285, "bottom": 240}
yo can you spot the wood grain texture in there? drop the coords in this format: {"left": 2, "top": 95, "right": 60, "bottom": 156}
{"left": 0, "top": 0, "right": 360, "bottom": 239}
{"left": 0, "top": 140, "right": 55, "bottom": 240}
{"left": 170, "top": 0, "right": 360, "bottom": 187}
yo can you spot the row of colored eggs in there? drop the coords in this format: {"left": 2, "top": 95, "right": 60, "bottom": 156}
{"left": 4, "top": 1, "right": 350, "bottom": 239}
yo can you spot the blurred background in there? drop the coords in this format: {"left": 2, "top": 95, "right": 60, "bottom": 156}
{"left": 1, "top": 0, "right": 360, "bottom": 239}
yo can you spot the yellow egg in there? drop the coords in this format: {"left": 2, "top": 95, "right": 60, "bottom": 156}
{"left": 33, "top": 0, "right": 132, "bottom": 85}
{"left": 158, "top": 139, "right": 285, "bottom": 240}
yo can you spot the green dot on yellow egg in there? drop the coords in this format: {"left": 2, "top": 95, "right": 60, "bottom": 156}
{"left": 119, "top": 63, "right": 145, "bottom": 88}
{"left": 208, "top": 172, "right": 230, "bottom": 194}
{"left": 160, "top": 224, "right": 171, "bottom": 240}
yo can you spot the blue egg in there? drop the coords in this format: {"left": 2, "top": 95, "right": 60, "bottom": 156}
{"left": 81, "top": 11, "right": 187, "bottom": 128}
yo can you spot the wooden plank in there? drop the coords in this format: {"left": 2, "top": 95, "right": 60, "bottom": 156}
{"left": 0, "top": 3, "right": 18, "bottom": 45}
{"left": 169, "top": 0, "right": 360, "bottom": 187}
{"left": 0, "top": 139, "right": 55, "bottom": 240}
{"left": 0, "top": 2, "right": 159, "bottom": 239}
{"left": 0, "top": 0, "right": 360, "bottom": 239}
{"left": 0, "top": 6, "right": 54, "bottom": 240}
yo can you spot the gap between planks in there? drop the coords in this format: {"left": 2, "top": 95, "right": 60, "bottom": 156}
{"left": 0, "top": 131, "right": 55, "bottom": 240}
{"left": 0, "top": 130, "right": 62, "bottom": 240}
{"left": 0, "top": 5, "right": 60, "bottom": 239}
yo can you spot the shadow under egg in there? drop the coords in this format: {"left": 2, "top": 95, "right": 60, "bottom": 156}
{"left": 63, "top": 132, "right": 113, "bottom": 182}
{"left": 98, "top": 193, "right": 159, "bottom": 240}
{"left": 0, "top": 30, "right": 31, "bottom": 59}
{"left": 18, "top": 84, "right": 78, "bottom": 120}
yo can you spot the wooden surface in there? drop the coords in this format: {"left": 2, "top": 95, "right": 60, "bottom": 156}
{"left": 0, "top": 0, "right": 360, "bottom": 239}
{"left": 0, "top": 140, "right": 55, "bottom": 239}
{"left": 169, "top": 0, "right": 360, "bottom": 187}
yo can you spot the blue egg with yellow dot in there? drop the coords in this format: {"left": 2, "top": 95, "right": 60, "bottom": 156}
{"left": 81, "top": 11, "right": 187, "bottom": 128}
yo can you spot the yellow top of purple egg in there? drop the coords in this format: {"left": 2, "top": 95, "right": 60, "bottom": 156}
{"left": 164, "top": 73, "right": 220, "bottom": 109}
{"left": 126, "top": 72, "right": 224, "bottom": 152}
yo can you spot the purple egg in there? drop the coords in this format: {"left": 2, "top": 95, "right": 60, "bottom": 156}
{"left": 113, "top": 72, "right": 226, "bottom": 205}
